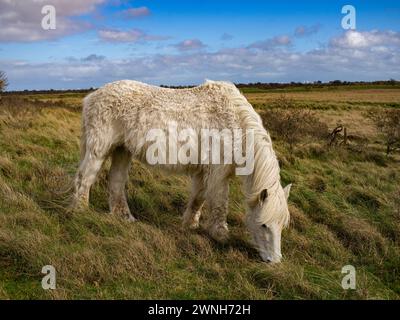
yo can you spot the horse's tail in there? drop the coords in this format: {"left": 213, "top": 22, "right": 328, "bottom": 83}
{"left": 80, "top": 122, "right": 87, "bottom": 161}
{"left": 79, "top": 94, "right": 91, "bottom": 161}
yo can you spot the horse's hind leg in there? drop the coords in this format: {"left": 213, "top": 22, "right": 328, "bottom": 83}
{"left": 71, "top": 123, "right": 114, "bottom": 210}
{"left": 108, "top": 146, "right": 135, "bottom": 221}
{"left": 72, "top": 148, "right": 107, "bottom": 210}
{"left": 182, "top": 173, "right": 205, "bottom": 229}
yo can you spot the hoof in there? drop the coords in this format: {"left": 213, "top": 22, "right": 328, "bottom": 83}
{"left": 182, "top": 211, "right": 201, "bottom": 230}
{"left": 127, "top": 214, "right": 137, "bottom": 222}
{"left": 69, "top": 193, "right": 90, "bottom": 212}
{"left": 111, "top": 207, "right": 136, "bottom": 222}
{"left": 208, "top": 224, "right": 229, "bottom": 243}
{"left": 182, "top": 218, "right": 200, "bottom": 230}
{"left": 68, "top": 202, "right": 88, "bottom": 213}
{"left": 111, "top": 212, "right": 137, "bottom": 222}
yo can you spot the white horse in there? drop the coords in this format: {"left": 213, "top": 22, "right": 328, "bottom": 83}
{"left": 72, "top": 80, "right": 291, "bottom": 263}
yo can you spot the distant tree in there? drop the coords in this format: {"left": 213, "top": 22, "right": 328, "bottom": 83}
{"left": 368, "top": 109, "right": 400, "bottom": 155}
{"left": 0, "top": 71, "right": 8, "bottom": 92}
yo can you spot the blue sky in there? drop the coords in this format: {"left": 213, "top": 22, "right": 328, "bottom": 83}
{"left": 0, "top": 0, "right": 399, "bottom": 90}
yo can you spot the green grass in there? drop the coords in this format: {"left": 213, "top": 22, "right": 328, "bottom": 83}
{"left": 0, "top": 89, "right": 399, "bottom": 299}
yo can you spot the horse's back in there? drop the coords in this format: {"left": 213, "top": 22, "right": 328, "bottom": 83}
{"left": 84, "top": 80, "right": 239, "bottom": 120}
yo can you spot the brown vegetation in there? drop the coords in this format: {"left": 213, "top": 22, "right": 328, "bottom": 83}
{"left": 0, "top": 71, "right": 8, "bottom": 92}
{"left": 368, "top": 109, "right": 400, "bottom": 155}
{"left": 260, "top": 96, "right": 328, "bottom": 150}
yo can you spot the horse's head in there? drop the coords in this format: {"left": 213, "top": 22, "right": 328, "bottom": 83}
{"left": 246, "top": 183, "right": 291, "bottom": 263}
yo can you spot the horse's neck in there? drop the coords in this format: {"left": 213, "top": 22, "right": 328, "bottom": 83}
{"left": 242, "top": 130, "right": 280, "bottom": 206}
{"left": 228, "top": 90, "right": 280, "bottom": 204}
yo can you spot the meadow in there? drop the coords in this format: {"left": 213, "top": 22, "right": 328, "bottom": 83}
{"left": 0, "top": 84, "right": 399, "bottom": 299}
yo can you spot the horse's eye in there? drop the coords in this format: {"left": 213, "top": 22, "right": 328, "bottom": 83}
{"left": 261, "top": 224, "right": 267, "bottom": 229}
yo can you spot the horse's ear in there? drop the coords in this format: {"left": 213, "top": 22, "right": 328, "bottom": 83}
{"left": 283, "top": 184, "right": 292, "bottom": 200}
{"left": 259, "top": 189, "right": 268, "bottom": 203}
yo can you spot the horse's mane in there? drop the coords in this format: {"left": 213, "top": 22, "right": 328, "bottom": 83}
{"left": 204, "top": 80, "right": 289, "bottom": 227}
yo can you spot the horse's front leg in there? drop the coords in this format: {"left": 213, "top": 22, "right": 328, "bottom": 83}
{"left": 205, "top": 178, "right": 230, "bottom": 242}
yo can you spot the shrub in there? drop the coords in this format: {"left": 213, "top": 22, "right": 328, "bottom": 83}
{"left": 0, "top": 71, "right": 8, "bottom": 92}
{"left": 270, "top": 94, "right": 297, "bottom": 109}
{"left": 368, "top": 109, "right": 400, "bottom": 155}
{"left": 261, "top": 96, "right": 329, "bottom": 150}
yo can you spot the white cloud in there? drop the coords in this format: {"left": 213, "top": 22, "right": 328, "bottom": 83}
{"left": 98, "top": 28, "right": 169, "bottom": 42}
{"left": 0, "top": 0, "right": 104, "bottom": 42}
{"left": 2, "top": 30, "right": 400, "bottom": 90}
{"left": 122, "top": 6, "right": 151, "bottom": 18}
{"left": 98, "top": 29, "right": 144, "bottom": 42}
{"left": 294, "top": 24, "right": 321, "bottom": 37}
{"left": 81, "top": 54, "right": 106, "bottom": 62}
{"left": 248, "top": 35, "right": 292, "bottom": 50}
{"left": 330, "top": 30, "right": 400, "bottom": 48}
{"left": 174, "top": 39, "right": 207, "bottom": 51}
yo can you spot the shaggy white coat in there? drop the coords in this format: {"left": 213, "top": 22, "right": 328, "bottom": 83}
{"left": 72, "top": 80, "right": 291, "bottom": 263}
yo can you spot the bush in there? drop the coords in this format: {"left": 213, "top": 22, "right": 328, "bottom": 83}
{"left": 261, "top": 96, "right": 329, "bottom": 150}
{"left": 270, "top": 94, "right": 297, "bottom": 109}
{"left": 368, "top": 109, "right": 400, "bottom": 155}
{"left": 0, "top": 71, "right": 8, "bottom": 92}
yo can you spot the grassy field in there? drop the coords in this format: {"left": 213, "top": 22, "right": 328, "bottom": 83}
{"left": 0, "top": 85, "right": 399, "bottom": 299}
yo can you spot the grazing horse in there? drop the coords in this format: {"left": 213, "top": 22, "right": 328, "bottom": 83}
{"left": 72, "top": 80, "right": 291, "bottom": 263}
